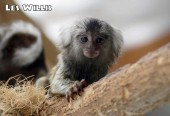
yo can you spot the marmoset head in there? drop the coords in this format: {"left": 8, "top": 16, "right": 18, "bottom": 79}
{"left": 0, "top": 21, "right": 47, "bottom": 84}
{"left": 0, "top": 21, "right": 42, "bottom": 67}
{"left": 57, "top": 17, "right": 123, "bottom": 63}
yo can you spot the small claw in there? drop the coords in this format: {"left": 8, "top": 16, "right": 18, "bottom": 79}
{"left": 75, "top": 83, "right": 81, "bottom": 96}
{"left": 77, "top": 79, "right": 87, "bottom": 95}
{"left": 79, "top": 79, "right": 87, "bottom": 92}
{"left": 77, "top": 89, "right": 81, "bottom": 96}
{"left": 75, "top": 82, "right": 79, "bottom": 92}
{"left": 66, "top": 87, "right": 74, "bottom": 102}
{"left": 78, "top": 85, "right": 83, "bottom": 93}
{"left": 66, "top": 93, "right": 70, "bottom": 102}
{"left": 66, "top": 79, "right": 87, "bottom": 102}
{"left": 81, "top": 79, "right": 87, "bottom": 87}
{"left": 70, "top": 93, "right": 74, "bottom": 100}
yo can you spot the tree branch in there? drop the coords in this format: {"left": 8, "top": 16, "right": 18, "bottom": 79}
{"left": 42, "top": 43, "right": 170, "bottom": 116}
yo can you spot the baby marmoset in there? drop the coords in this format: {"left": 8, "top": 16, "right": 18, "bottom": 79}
{"left": 36, "top": 17, "right": 123, "bottom": 101}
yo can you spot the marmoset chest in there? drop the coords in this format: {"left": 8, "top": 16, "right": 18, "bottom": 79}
{"left": 64, "top": 61, "right": 107, "bottom": 84}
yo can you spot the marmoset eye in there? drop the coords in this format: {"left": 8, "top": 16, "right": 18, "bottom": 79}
{"left": 96, "top": 37, "right": 104, "bottom": 44}
{"left": 80, "top": 36, "right": 88, "bottom": 43}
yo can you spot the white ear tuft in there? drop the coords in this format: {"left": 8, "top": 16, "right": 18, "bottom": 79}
{"left": 56, "top": 23, "right": 74, "bottom": 51}
{"left": 112, "top": 27, "right": 124, "bottom": 58}
{"left": 114, "top": 29, "right": 123, "bottom": 49}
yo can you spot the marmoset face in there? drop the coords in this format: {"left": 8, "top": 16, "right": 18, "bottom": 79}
{"left": 77, "top": 32, "right": 108, "bottom": 58}
{"left": 72, "top": 18, "right": 113, "bottom": 59}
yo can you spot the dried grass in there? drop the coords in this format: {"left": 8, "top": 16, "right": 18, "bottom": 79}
{"left": 0, "top": 74, "right": 47, "bottom": 116}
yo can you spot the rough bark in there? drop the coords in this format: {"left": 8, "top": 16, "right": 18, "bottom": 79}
{"left": 41, "top": 43, "right": 170, "bottom": 116}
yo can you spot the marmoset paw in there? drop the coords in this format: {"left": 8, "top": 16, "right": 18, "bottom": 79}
{"left": 66, "top": 79, "right": 87, "bottom": 102}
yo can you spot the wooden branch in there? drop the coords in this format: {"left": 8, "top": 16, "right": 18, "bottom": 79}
{"left": 42, "top": 43, "right": 170, "bottom": 116}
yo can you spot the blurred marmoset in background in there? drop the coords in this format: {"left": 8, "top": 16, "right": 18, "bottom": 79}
{"left": 0, "top": 21, "right": 47, "bottom": 85}
{"left": 36, "top": 17, "right": 123, "bottom": 102}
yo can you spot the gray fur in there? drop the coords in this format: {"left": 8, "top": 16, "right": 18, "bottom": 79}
{"left": 35, "top": 17, "right": 123, "bottom": 96}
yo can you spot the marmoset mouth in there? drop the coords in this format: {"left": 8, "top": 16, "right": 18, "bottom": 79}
{"left": 83, "top": 50, "right": 99, "bottom": 58}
